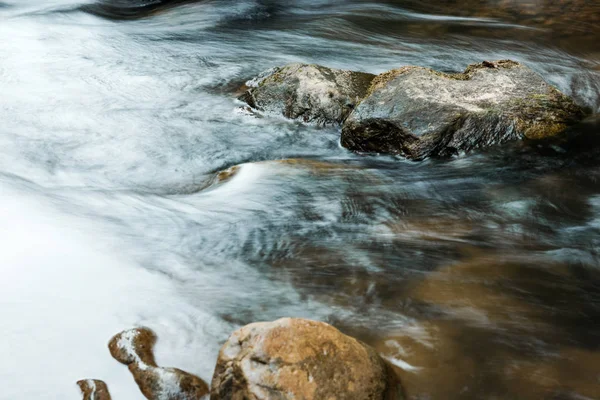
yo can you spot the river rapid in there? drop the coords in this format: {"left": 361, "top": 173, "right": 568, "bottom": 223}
{"left": 1, "top": 1, "right": 599, "bottom": 399}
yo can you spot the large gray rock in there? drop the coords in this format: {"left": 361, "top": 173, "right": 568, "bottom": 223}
{"left": 211, "top": 318, "right": 403, "bottom": 400}
{"left": 341, "top": 60, "right": 587, "bottom": 159}
{"left": 239, "top": 63, "right": 375, "bottom": 125}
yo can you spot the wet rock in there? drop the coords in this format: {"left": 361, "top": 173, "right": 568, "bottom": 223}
{"left": 239, "top": 63, "right": 376, "bottom": 125}
{"left": 341, "top": 60, "right": 587, "bottom": 159}
{"left": 79, "top": 0, "right": 201, "bottom": 20}
{"left": 77, "top": 379, "right": 112, "bottom": 400}
{"left": 108, "top": 327, "right": 209, "bottom": 400}
{"left": 216, "top": 165, "right": 240, "bottom": 183}
{"left": 211, "top": 317, "right": 403, "bottom": 400}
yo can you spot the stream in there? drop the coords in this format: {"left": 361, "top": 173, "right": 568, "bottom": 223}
{"left": 1, "top": 1, "right": 599, "bottom": 399}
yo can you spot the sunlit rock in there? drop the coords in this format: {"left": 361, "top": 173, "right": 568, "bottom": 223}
{"left": 239, "top": 63, "right": 375, "bottom": 125}
{"left": 77, "top": 379, "right": 112, "bottom": 400}
{"left": 210, "top": 317, "right": 403, "bottom": 400}
{"left": 108, "top": 328, "right": 209, "bottom": 400}
{"left": 341, "top": 60, "right": 587, "bottom": 159}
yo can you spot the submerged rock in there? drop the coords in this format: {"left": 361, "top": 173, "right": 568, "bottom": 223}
{"left": 77, "top": 379, "right": 112, "bottom": 400}
{"left": 79, "top": 0, "right": 201, "bottom": 20}
{"left": 341, "top": 60, "right": 587, "bottom": 159}
{"left": 239, "top": 63, "right": 375, "bottom": 125}
{"left": 210, "top": 317, "right": 403, "bottom": 400}
{"left": 108, "top": 327, "right": 209, "bottom": 400}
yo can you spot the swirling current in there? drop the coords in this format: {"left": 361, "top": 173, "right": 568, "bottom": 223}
{"left": 1, "top": 1, "right": 599, "bottom": 399}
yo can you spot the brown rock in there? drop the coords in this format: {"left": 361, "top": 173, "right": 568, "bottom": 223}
{"left": 108, "top": 327, "right": 209, "bottom": 400}
{"left": 77, "top": 379, "right": 112, "bottom": 400}
{"left": 109, "top": 327, "right": 157, "bottom": 366}
{"left": 211, "top": 318, "right": 403, "bottom": 400}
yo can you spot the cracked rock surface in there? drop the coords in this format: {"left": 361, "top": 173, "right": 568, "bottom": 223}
{"left": 210, "top": 318, "right": 403, "bottom": 400}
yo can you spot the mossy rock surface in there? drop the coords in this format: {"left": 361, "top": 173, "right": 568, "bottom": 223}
{"left": 341, "top": 60, "right": 587, "bottom": 159}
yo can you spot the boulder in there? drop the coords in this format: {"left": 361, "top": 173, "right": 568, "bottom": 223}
{"left": 108, "top": 327, "right": 209, "bottom": 400}
{"left": 239, "top": 63, "right": 375, "bottom": 125}
{"left": 210, "top": 318, "right": 403, "bottom": 400}
{"left": 341, "top": 60, "right": 587, "bottom": 159}
{"left": 77, "top": 379, "right": 112, "bottom": 400}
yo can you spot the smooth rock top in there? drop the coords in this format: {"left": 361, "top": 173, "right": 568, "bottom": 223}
{"left": 211, "top": 318, "right": 403, "bottom": 400}
{"left": 239, "top": 63, "right": 375, "bottom": 125}
{"left": 341, "top": 60, "right": 587, "bottom": 159}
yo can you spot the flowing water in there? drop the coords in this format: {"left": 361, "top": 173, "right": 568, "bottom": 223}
{"left": 1, "top": 1, "right": 600, "bottom": 399}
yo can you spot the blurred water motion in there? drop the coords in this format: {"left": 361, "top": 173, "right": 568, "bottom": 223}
{"left": 0, "top": 1, "right": 599, "bottom": 399}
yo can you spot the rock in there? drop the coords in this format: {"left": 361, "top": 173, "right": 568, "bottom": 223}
{"left": 77, "top": 379, "right": 112, "bottom": 400}
{"left": 239, "top": 63, "right": 376, "bottom": 126}
{"left": 210, "top": 317, "right": 403, "bottom": 400}
{"left": 79, "top": 0, "right": 200, "bottom": 20}
{"left": 109, "top": 327, "right": 157, "bottom": 366}
{"left": 216, "top": 165, "right": 240, "bottom": 183}
{"left": 341, "top": 60, "right": 587, "bottom": 159}
{"left": 108, "top": 327, "right": 209, "bottom": 400}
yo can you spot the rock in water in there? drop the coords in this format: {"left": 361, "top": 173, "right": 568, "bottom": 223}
{"left": 239, "top": 63, "right": 375, "bottom": 126}
{"left": 79, "top": 0, "right": 201, "bottom": 20}
{"left": 341, "top": 60, "right": 587, "bottom": 159}
{"left": 77, "top": 379, "right": 112, "bottom": 400}
{"left": 108, "top": 328, "right": 209, "bottom": 400}
{"left": 211, "top": 318, "right": 403, "bottom": 400}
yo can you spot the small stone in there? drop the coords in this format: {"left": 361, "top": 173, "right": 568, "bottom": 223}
{"left": 77, "top": 379, "right": 112, "bottom": 400}
{"left": 109, "top": 327, "right": 157, "bottom": 366}
{"left": 108, "top": 327, "right": 209, "bottom": 400}
{"left": 240, "top": 63, "right": 375, "bottom": 126}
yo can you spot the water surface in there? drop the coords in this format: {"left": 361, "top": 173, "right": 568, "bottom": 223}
{"left": 0, "top": 1, "right": 599, "bottom": 399}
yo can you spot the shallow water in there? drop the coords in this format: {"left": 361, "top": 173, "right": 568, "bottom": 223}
{"left": 0, "top": 1, "right": 599, "bottom": 399}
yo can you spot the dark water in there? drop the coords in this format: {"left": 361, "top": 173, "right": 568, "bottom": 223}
{"left": 0, "top": 1, "right": 599, "bottom": 399}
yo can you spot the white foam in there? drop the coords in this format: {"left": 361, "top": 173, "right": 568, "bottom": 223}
{"left": 87, "top": 380, "right": 96, "bottom": 394}
{"left": 156, "top": 368, "right": 183, "bottom": 400}
{"left": 0, "top": 187, "right": 211, "bottom": 399}
{"left": 383, "top": 356, "right": 422, "bottom": 373}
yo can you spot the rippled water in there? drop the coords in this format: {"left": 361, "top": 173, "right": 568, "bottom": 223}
{"left": 1, "top": 1, "right": 599, "bottom": 399}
